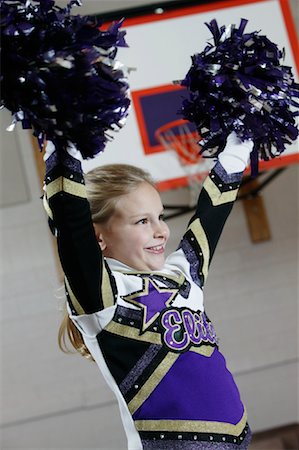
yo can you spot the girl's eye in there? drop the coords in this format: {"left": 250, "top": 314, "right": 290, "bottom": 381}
{"left": 136, "top": 218, "right": 148, "bottom": 224}
{"left": 159, "top": 213, "right": 165, "bottom": 221}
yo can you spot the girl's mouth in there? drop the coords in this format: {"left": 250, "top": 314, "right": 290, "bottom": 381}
{"left": 145, "top": 245, "right": 165, "bottom": 254}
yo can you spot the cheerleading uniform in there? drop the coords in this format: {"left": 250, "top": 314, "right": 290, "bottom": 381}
{"left": 44, "top": 140, "right": 252, "bottom": 450}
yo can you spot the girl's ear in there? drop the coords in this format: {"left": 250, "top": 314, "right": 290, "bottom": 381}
{"left": 93, "top": 224, "right": 107, "bottom": 251}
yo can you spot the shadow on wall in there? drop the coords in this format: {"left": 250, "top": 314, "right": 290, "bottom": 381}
{"left": 251, "top": 423, "right": 299, "bottom": 449}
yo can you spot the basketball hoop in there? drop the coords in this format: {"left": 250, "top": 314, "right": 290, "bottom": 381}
{"left": 155, "top": 119, "right": 211, "bottom": 206}
{"left": 155, "top": 119, "right": 201, "bottom": 165}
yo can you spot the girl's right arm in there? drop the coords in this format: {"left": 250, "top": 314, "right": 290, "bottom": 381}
{"left": 43, "top": 142, "right": 116, "bottom": 317}
{"left": 177, "top": 133, "right": 253, "bottom": 289}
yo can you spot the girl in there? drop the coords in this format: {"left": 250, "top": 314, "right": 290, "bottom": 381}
{"left": 44, "top": 132, "right": 253, "bottom": 449}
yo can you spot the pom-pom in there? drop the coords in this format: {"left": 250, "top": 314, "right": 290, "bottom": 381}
{"left": 179, "top": 18, "right": 299, "bottom": 173}
{"left": 1, "top": 0, "right": 130, "bottom": 158}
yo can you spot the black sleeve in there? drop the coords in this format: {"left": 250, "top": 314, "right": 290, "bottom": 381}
{"left": 178, "top": 161, "right": 243, "bottom": 289}
{"left": 43, "top": 150, "right": 117, "bottom": 315}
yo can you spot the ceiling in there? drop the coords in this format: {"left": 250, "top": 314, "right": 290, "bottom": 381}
{"left": 57, "top": 0, "right": 298, "bottom": 26}
{"left": 56, "top": 0, "right": 174, "bottom": 16}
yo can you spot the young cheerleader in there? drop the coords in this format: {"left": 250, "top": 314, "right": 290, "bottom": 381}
{"left": 44, "top": 132, "right": 253, "bottom": 450}
{"left": 2, "top": 1, "right": 296, "bottom": 445}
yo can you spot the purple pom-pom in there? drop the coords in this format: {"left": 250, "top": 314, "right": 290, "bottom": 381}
{"left": 1, "top": 0, "right": 130, "bottom": 158}
{"left": 179, "top": 18, "right": 299, "bottom": 173}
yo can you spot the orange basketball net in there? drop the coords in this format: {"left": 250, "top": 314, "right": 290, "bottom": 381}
{"left": 155, "top": 119, "right": 202, "bottom": 165}
{"left": 155, "top": 119, "right": 210, "bottom": 206}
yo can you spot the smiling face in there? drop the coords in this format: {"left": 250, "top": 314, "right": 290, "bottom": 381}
{"left": 94, "top": 182, "right": 170, "bottom": 271}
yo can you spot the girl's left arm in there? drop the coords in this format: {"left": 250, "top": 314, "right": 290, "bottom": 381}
{"left": 178, "top": 133, "right": 253, "bottom": 289}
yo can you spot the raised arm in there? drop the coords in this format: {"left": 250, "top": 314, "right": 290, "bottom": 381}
{"left": 43, "top": 142, "right": 116, "bottom": 316}
{"left": 179, "top": 133, "right": 253, "bottom": 288}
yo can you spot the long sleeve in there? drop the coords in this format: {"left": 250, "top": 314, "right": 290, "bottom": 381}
{"left": 178, "top": 134, "right": 252, "bottom": 289}
{"left": 43, "top": 148, "right": 117, "bottom": 315}
{"left": 179, "top": 162, "right": 243, "bottom": 289}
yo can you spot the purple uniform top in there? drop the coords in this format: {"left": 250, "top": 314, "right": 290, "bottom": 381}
{"left": 44, "top": 150, "right": 251, "bottom": 450}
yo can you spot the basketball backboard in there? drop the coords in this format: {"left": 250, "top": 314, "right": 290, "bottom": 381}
{"left": 83, "top": 0, "right": 299, "bottom": 191}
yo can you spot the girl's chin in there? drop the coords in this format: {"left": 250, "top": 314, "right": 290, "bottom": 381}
{"left": 125, "top": 254, "right": 166, "bottom": 272}
{"left": 146, "top": 256, "right": 166, "bottom": 271}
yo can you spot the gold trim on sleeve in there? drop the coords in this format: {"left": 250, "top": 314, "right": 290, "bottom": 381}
{"left": 46, "top": 177, "right": 62, "bottom": 199}
{"left": 135, "top": 408, "right": 247, "bottom": 436}
{"left": 46, "top": 177, "right": 86, "bottom": 200}
{"left": 63, "top": 178, "right": 86, "bottom": 198}
{"left": 204, "top": 177, "right": 238, "bottom": 206}
{"left": 65, "top": 276, "right": 85, "bottom": 315}
{"left": 128, "top": 352, "right": 180, "bottom": 415}
{"left": 43, "top": 194, "right": 53, "bottom": 220}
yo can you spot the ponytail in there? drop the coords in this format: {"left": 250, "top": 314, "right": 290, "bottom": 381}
{"left": 58, "top": 308, "right": 94, "bottom": 361}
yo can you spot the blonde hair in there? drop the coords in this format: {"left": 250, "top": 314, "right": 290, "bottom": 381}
{"left": 58, "top": 164, "right": 155, "bottom": 359}
{"left": 85, "top": 163, "right": 155, "bottom": 224}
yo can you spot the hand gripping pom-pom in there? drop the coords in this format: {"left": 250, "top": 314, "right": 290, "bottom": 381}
{"left": 179, "top": 18, "right": 299, "bottom": 174}
{"left": 0, "top": 0, "right": 130, "bottom": 158}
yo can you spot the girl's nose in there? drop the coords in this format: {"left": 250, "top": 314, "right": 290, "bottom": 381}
{"left": 153, "top": 221, "right": 169, "bottom": 239}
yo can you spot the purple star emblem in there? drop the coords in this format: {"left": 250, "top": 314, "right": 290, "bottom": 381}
{"left": 122, "top": 278, "right": 178, "bottom": 333}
